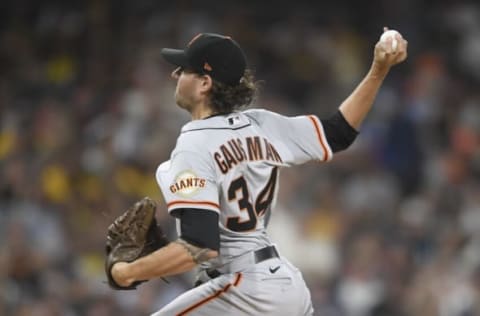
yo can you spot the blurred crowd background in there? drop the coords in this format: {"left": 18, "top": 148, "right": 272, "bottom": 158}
{"left": 1, "top": 0, "right": 480, "bottom": 315}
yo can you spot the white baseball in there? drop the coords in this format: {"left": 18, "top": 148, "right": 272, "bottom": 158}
{"left": 380, "top": 30, "right": 400, "bottom": 52}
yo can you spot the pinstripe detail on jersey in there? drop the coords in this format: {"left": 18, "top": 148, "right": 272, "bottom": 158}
{"left": 308, "top": 115, "right": 333, "bottom": 161}
{"left": 167, "top": 200, "right": 220, "bottom": 211}
{"left": 176, "top": 273, "right": 243, "bottom": 316}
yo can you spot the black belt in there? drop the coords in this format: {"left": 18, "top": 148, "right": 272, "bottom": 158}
{"left": 206, "top": 245, "right": 279, "bottom": 279}
{"left": 254, "top": 245, "right": 279, "bottom": 263}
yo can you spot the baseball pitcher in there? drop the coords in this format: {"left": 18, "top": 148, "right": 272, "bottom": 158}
{"left": 107, "top": 29, "right": 408, "bottom": 315}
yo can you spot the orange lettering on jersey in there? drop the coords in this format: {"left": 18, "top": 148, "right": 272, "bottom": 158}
{"left": 180, "top": 179, "right": 187, "bottom": 189}
{"left": 246, "top": 136, "right": 263, "bottom": 161}
{"left": 214, "top": 152, "right": 229, "bottom": 174}
{"left": 263, "top": 139, "right": 282, "bottom": 163}
{"left": 220, "top": 144, "right": 237, "bottom": 169}
{"left": 213, "top": 152, "right": 228, "bottom": 174}
{"left": 236, "top": 138, "right": 247, "bottom": 158}
{"left": 264, "top": 138, "right": 275, "bottom": 161}
{"left": 170, "top": 170, "right": 206, "bottom": 197}
{"left": 270, "top": 143, "right": 283, "bottom": 162}
{"left": 228, "top": 139, "right": 245, "bottom": 162}
{"left": 214, "top": 137, "right": 282, "bottom": 174}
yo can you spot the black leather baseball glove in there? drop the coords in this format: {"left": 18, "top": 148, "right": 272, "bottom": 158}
{"left": 105, "top": 197, "right": 169, "bottom": 290}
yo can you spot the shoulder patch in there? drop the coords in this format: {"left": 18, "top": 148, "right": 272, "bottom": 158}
{"left": 170, "top": 170, "right": 206, "bottom": 197}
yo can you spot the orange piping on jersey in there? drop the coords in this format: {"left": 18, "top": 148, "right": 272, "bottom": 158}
{"left": 308, "top": 115, "right": 332, "bottom": 161}
{"left": 233, "top": 272, "right": 242, "bottom": 286}
{"left": 167, "top": 200, "right": 220, "bottom": 210}
{"left": 176, "top": 273, "right": 243, "bottom": 316}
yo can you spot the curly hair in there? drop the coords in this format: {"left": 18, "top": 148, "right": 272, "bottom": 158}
{"left": 208, "top": 69, "right": 260, "bottom": 114}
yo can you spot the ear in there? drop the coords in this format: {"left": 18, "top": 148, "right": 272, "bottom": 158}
{"left": 199, "top": 74, "right": 213, "bottom": 94}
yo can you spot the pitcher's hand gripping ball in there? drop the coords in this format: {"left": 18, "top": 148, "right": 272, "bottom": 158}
{"left": 380, "top": 29, "right": 401, "bottom": 52}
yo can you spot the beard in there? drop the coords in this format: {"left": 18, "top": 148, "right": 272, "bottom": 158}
{"left": 174, "top": 89, "right": 197, "bottom": 112}
{"left": 174, "top": 92, "right": 189, "bottom": 110}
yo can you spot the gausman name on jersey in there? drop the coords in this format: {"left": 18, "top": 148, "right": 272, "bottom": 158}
{"left": 214, "top": 136, "right": 282, "bottom": 174}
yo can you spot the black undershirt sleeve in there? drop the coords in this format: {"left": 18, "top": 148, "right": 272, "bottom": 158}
{"left": 320, "top": 110, "right": 359, "bottom": 153}
{"left": 172, "top": 208, "right": 220, "bottom": 251}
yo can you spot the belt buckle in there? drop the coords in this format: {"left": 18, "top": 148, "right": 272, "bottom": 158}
{"left": 206, "top": 269, "right": 221, "bottom": 279}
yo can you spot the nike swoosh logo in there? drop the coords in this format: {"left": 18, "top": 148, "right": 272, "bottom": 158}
{"left": 269, "top": 266, "right": 281, "bottom": 274}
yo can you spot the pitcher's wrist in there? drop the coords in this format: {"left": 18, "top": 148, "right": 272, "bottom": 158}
{"left": 112, "top": 262, "right": 134, "bottom": 287}
{"left": 369, "top": 62, "right": 390, "bottom": 80}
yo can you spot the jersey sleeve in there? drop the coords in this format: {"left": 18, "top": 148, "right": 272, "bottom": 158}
{"left": 248, "top": 109, "right": 333, "bottom": 165}
{"left": 156, "top": 150, "right": 220, "bottom": 215}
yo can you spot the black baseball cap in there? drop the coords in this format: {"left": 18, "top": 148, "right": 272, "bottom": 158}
{"left": 161, "top": 33, "right": 247, "bottom": 85}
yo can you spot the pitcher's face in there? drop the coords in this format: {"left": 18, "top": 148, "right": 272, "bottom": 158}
{"left": 171, "top": 67, "right": 203, "bottom": 111}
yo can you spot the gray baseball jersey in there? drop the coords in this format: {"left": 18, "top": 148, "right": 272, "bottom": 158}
{"left": 154, "top": 109, "right": 332, "bottom": 315}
